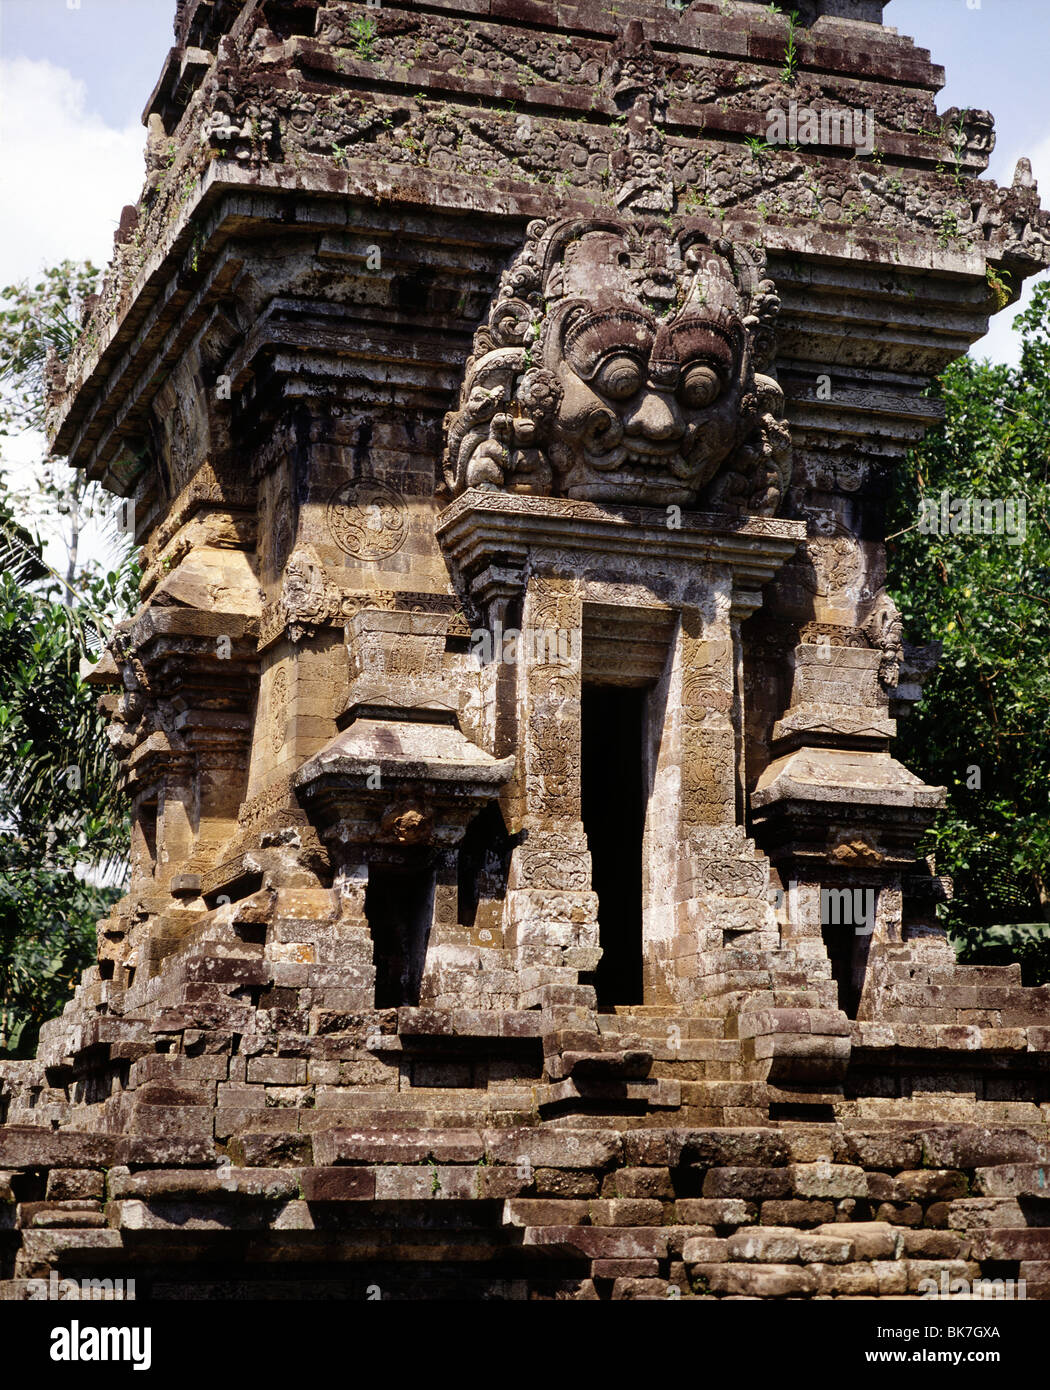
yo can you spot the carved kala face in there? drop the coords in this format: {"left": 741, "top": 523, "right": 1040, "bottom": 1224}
{"left": 443, "top": 218, "right": 789, "bottom": 514}
{"left": 545, "top": 299, "right": 747, "bottom": 503}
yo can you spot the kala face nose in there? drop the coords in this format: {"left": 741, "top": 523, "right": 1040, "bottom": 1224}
{"left": 622, "top": 387, "right": 684, "bottom": 443}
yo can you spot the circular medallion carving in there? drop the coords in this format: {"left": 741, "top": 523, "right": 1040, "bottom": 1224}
{"left": 326, "top": 479, "right": 407, "bottom": 560}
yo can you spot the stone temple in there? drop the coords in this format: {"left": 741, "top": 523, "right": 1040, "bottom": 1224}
{"left": 2, "top": 0, "right": 1050, "bottom": 1301}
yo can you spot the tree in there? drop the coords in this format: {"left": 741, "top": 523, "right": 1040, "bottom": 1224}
{"left": 0, "top": 261, "right": 136, "bottom": 1054}
{"left": 0, "top": 261, "right": 108, "bottom": 604}
{"left": 0, "top": 551, "right": 132, "bottom": 1054}
{"left": 887, "top": 280, "right": 1050, "bottom": 981}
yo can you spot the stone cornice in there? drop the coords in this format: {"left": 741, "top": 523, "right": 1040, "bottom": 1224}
{"left": 437, "top": 489, "right": 805, "bottom": 617}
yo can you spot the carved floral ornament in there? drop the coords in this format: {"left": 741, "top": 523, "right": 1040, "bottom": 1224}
{"left": 442, "top": 217, "right": 792, "bottom": 514}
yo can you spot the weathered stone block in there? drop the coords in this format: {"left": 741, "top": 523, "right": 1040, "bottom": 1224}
{"left": 678, "top": 1129, "right": 790, "bottom": 1169}
{"left": 790, "top": 1164, "right": 869, "bottom": 1199}
{"left": 974, "top": 1163, "right": 1050, "bottom": 1197}
{"left": 591, "top": 1259, "right": 661, "bottom": 1280}
{"left": 760, "top": 1200, "right": 836, "bottom": 1228}
{"left": 894, "top": 1169, "right": 969, "bottom": 1202}
{"left": 524, "top": 1226, "right": 668, "bottom": 1260}
{"left": 700, "top": 1263, "right": 817, "bottom": 1298}
{"left": 314, "top": 1129, "right": 485, "bottom": 1166}
{"left": 533, "top": 1170, "right": 600, "bottom": 1199}
{"left": 485, "top": 1129, "right": 620, "bottom": 1171}
{"left": 681, "top": 1236, "right": 729, "bottom": 1264}
{"left": 503, "top": 1199, "right": 590, "bottom": 1227}
{"left": 588, "top": 1199, "right": 665, "bottom": 1227}
{"left": 602, "top": 1167, "right": 674, "bottom": 1200}
{"left": 702, "top": 1168, "right": 791, "bottom": 1200}
{"left": 45, "top": 1170, "right": 104, "bottom": 1203}
{"left": 969, "top": 1228, "right": 1050, "bottom": 1261}
{"left": 727, "top": 1226, "right": 800, "bottom": 1262}
{"left": 921, "top": 1127, "right": 1048, "bottom": 1169}
{"left": 874, "top": 1202, "right": 925, "bottom": 1228}
{"left": 298, "top": 1168, "right": 376, "bottom": 1201}
{"left": 812, "top": 1222, "right": 898, "bottom": 1260}
{"left": 609, "top": 1276, "right": 667, "bottom": 1299}
{"left": 674, "top": 1198, "right": 756, "bottom": 1227}
{"left": 841, "top": 1130, "right": 923, "bottom": 1170}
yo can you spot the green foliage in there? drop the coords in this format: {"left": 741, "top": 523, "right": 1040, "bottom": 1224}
{"left": 0, "top": 260, "right": 135, "bottom": 1056}
{"left": 348, "top": 15, "right": 378, "bottom": 61}
{"left": 887, "top": 280, "right": 1050, "bottom": 979}
{"left": 0, "top": 261, "right": 100, "bottom": 435}
{"left": 948, "top": 920, "right": 1050, "bottom": 986}
{"left": 986, "top": 264, "right": 1012, "bottom": 312}
{"left": 937, "top": 209, "right": 960, "bottom": 247}
{"left": 779, "top": 10, "right": 800, "bottom": 85}
{"left": 0, "top": 561, "right": 133, "bottom": 851}
{"left": 0, "top": 518, "right": 133, "bottom": 1054}
{"left": 0, "top": 864, "right": 113, "bottom": 1055}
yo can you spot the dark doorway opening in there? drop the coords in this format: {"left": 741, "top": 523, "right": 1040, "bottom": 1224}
{"left": 139, "top": 799, "right": 158, "bottom": 871}
{"left": 457, "top": 803, "right": 513, "bottom": 928}
{"left": 365, "top": 865, "right": 434, "bottom": 1007}
{"left": 821, "top": 921, "right": 869, "bottom": 1019}
{"left": 581, "top": 684, "right": 646, "bottom": 1007}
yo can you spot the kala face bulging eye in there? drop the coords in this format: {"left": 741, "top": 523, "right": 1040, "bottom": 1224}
{"left": 679, "top": 364, "right": 722, "bottom": 410}
{"left": 593, "top": 354, "right": 644, "bottom": 401}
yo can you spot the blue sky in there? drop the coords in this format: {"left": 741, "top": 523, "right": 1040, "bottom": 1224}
{"left": 887, "top": 0, "right": 1050, "bottom": 183}
{"left": 0, "top": 0, "right": 172, "bottom": 127}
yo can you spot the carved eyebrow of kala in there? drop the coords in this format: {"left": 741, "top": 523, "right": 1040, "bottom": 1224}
{"left": 562, "top": 309, "right": 655, "bottom": 378}
{"left": 652, "top": 320, "right": 740, "bottom": 376}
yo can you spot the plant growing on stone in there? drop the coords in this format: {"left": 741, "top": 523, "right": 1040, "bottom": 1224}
{"left": 348, "top": 15, "right": 378, "bottom": 62}
{"left": 937, "top": 209, "right": 961, "bottom": 248}
{"left": 779, "top": 10, "right": 801, "bottom": 85}
{"left": 986, "top": 264, "right": 1011, "bottom": 312}
{"left": 948, "top": 111, "right": 969, "bottom": 187}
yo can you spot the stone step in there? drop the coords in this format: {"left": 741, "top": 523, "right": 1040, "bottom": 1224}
{"left": 679, "top": 1081, "right": 766, "bottom": 1108}
{"left": 882, "top": 963, "right": 1024, "bottom": 988}
{"left": 607, "top": 1005, "right": 689, "bottom": 1016}
{"left": 598, "top": 1014, "right": 726, "bottom": 1039}
{"left": 649, "top": 1039, "right": 741, "bottom": 1064}
{"left": 770, "top": 990, "right": 840, "bottom": 1010}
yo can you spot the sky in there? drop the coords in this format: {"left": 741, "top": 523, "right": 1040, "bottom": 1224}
{"left": 884, "top": 0, "right": 1050, "bottom": 363}
{"left": 0, "top": 0, "right": 1048, "bottom": 564}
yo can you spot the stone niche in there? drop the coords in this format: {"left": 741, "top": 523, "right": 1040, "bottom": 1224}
{"left": 436, "top": 489, "right": 803, "bottom": 1008}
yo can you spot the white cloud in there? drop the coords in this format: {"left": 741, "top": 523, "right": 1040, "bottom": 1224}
{"left": 0, "top": 58, "right": 146, "bottom": 572}
{"left": 0, "top": 56, "right": 146, "bottom": 283}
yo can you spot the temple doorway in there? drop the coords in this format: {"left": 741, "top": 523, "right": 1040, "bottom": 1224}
{"left": 581, "top": 683, "right": 647, "bottom": 1007}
